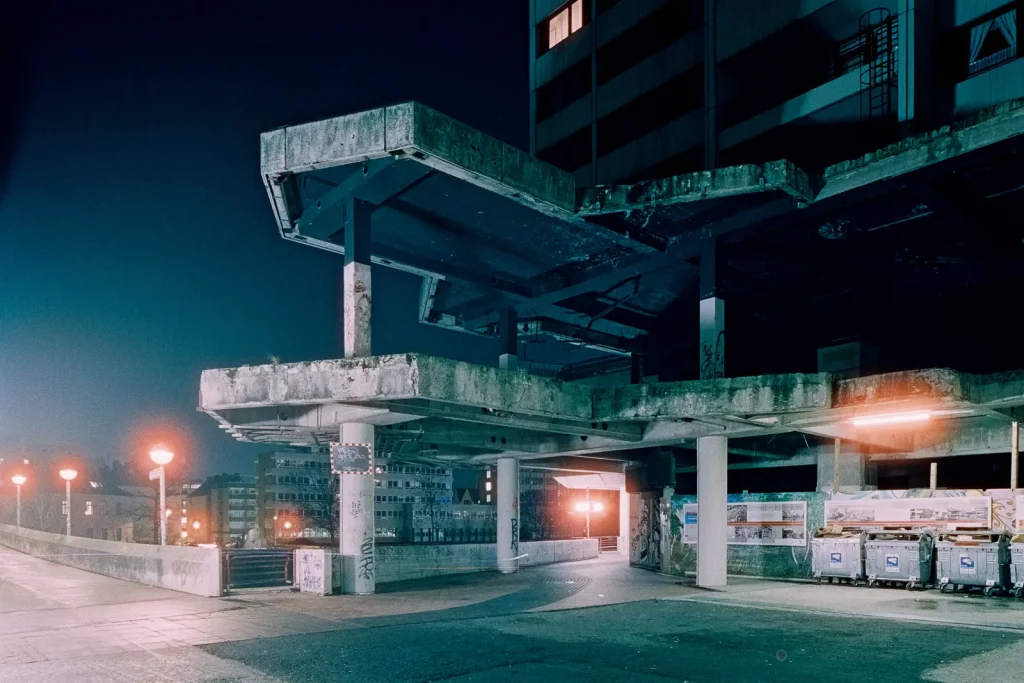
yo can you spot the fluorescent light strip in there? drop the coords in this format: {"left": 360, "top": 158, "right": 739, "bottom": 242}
{"left": 850, "top": 410, "right": 932, "bottom": 427}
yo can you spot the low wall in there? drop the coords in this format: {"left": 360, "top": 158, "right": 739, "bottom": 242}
{"left": 0, "top": 523, "right": 221, "bottom": 597}
{"left": 329, "top": 538, "right": 600, "bottom": 589}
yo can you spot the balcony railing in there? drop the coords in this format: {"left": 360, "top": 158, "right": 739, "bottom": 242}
{"left": 969, "top": 46, "right": 1017, "bottom": 75}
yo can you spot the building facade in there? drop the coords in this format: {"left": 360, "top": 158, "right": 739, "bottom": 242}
{"left": 189, "top": 474, "right": 257, "bottom": 546}
{"left": 531, "top": 0, "right": 1021, "bottom": 185}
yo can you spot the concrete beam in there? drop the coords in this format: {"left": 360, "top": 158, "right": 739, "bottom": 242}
{"left": 578, "top": 160, "right": 814, "bottom": 216}
{"left": 594, "top": 373, "right": 831, "bottom": 421}
{"left": 261, "top": 102, "right": 575, "bottom": 216}
{"left": 819, "top": 97, "right": 1024, "bottom": 201}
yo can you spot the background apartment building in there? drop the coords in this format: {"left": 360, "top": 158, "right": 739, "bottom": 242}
{"left": 189, "top": 474, "right": 257, "bottom": 546}
{"left": 531, "top": 0, "right": 1021, "bottom": 185}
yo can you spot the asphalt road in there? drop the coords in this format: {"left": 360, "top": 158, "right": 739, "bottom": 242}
{"left": 204, "top": 599, "right": 1021, "bottom": 683}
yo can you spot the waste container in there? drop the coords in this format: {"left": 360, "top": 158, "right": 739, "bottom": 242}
{"left": 865, "top": 530, "right": 934, "bottom": 590}
{"left": 936, "top": 531, "right": 1010, "bottom": 596}
{"left": 811, "top": 527, "right": 866, "bottom": 584}
{"left": 1011, "top": 534, "right": 1024, "bottom": 599}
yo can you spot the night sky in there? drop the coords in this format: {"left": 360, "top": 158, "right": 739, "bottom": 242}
{"left": 0, "top": 2, "right": 524, "bottom": 476}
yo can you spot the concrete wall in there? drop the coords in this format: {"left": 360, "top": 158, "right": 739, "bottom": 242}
{"left": 331, "top": 539, "right": 599, "bottom": 588}
{"left": 0, "top": 523, "right": 222, "bottom": 597}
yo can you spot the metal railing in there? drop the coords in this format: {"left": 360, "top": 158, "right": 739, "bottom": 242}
{"left": 221, "top": 549, "right": 293, "bottom": 592}
{"left": 597, "top": 536, "right": 619, "bottom": 552}
{"left": 970, "top": 46, "right": 1017, "bottom": 75}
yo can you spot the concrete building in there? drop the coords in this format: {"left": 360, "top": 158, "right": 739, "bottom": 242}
{"left": 255, "top": 451, "right": 333, "bottom": 542}
{"left": 375, "top": 459, "right": 453, "bottom": 541}
{"left": 167, "top": 481, "right": 202, "bottom": 544}
{"left": 200, "top": 0, "right": 1024, "bottom": 593}
{"left": 189, "top": 475, "right": 257, "bottom": 546}
{"left": 531, "top": 0, "right": 1022, "bottom": 184}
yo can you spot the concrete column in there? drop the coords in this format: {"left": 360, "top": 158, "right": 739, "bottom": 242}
{"left": 660, "top": 486, "right": 674, "bottom": 574}
{"left": 1012, "top": 421, "right": 1019, "bottom": 490}
{"left": 696, "top": 435, "right": 727, "bottom": 588}
{"left": 618, "top": 485, "right": 629, "bottom": 555}
{"left": 929, "top": 462, "right": 938, "bottom": 490}
{"left": 498, "top": 307, "right": 518, "bottom": 371}
{"left": 339, "top": 423, "right": 375, "bottom": 594}
{"left": 699, "top": 239, "right": 724, "bottom": 379}
{"left": 703, "top": 0, "right": 718, "bottom": 170}
{"left": 343, "top": 198, "right": 372, "bottom": 358}
{"left": 897, "top": 0, "right": 934, "bottom": 136}
{"left": 496, "top": 457, "right": 520, "bottom": 573}
{"left": 338, "top": 197, "right": 375, "bottom": 594}
{"left": 816, "top": 446, "right": 868, "bottom": 493}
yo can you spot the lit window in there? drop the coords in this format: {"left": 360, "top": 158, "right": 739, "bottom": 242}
{"left": 85, "top": 501, "right": 93, "bottom": 516}
{"left": 542, "top": 0, "right": 586, "bottom": 53}
{"left": 485, "top": 482, "right": 492, "bottom": 492}
{"left": 486, "top": 494, "right": 492, "bottom": 503}
{"left": 486, "top": 470, "right": 491, "bottom": 479}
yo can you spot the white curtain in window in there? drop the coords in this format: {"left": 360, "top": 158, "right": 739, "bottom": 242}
{"left": 970, "top": 20, "right": 993, "bottom": 63}
{"left": 995, "top": 9, "right": 1017, "bottom": 50}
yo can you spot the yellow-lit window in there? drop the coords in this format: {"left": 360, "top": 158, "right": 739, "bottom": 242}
{"left": 485, "top": 482, "right": 492, "bottom": 492}
{"left": 542, "top": 1, "right": 587, "bottom": 53}
{"left": 548, "top": 8, "right": 569, "bottom": 49}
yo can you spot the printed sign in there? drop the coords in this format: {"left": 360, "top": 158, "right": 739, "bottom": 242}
{"left": 960, "top": 555, "right": 976, "bottom": 576}
{"left": 825, "top": 496, "right": 991, "bottom": 529}
{"left": 1017, "top": 495, "right": 1024, "bottom": 531}
{"left": 885, "top": 555, "right": 900, "bottom": 573}
{"left": 829, "top": 551, "right": 843, "bottom": 567}
{"left": 330, "top": 442, "right": 372, "bottom": 475}
{"left": 682, "top": 501, "right": 807, "bottom": 547}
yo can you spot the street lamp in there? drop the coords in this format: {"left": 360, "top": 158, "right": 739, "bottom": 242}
{"left": 149, "top": 445, "right": 174, "bottom": 546}
{"left": 59, "top": 469, "right": 77, "bottom": 536}
{"left": 11, "top": 475, "right": 26, "bottom": 528}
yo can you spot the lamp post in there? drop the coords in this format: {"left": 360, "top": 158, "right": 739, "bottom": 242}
{"left": 11, "top": 475, "right": 26, "bottom": 528}
{"left": 59, "top": 469, "right": 77, "bottom": 536}
{"left": 149, "top": 446, "right": 174, "bottom": 546}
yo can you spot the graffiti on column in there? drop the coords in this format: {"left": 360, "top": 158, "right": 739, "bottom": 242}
{"left": 699, "top": 330, "right": 725, "bottom": 380}
{"left": 510, "top": 518, "right": 519, "bottom": 554}
{"left": 636, "top": 497, "right": 662, "bottom": 570}
{"left": 358, "top": 534, "right": 374, "bottom": 581}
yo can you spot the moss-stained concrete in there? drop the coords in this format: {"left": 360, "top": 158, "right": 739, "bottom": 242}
{"left": 593, "top": 373, "right": 831, "bottom": 421}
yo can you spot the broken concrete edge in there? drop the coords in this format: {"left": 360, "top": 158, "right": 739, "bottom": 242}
{"left": 818, "top": 97, "right": 1024, "bottom": 201}
{"left": 200, "top": 354, "right": 1024, "bottom": 426}
{"left": 260, "top": 101, "right": 576, "bottom": 218}
{"left": 199, "top": 353, "right": 593, "bottom": 421}
{"left": 575, "top": 160, "right": 815, "bottom": 216}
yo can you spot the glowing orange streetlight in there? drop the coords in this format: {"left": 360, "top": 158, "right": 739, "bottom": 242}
{"left": 11, "top": 474, "right": 26, "bottom": 528}
{"left": 149, "top": 445, "right": 174, "bottom": 545}
{"left": 59, "top": 469, "right": 77, "bottom": 536}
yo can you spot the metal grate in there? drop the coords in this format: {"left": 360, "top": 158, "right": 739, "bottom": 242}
{"left": 221, "top": 549, "right": 293, "bottom": 591}
{"left": 859, "top": 8, "right": 898, "bottom": 121}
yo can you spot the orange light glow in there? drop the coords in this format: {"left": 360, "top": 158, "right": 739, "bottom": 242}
{"left": 11, "top": 474, "right": 26, "bottom": 486}
{"left": 59, "top": 469, "right": 78, "bottom": 481}
{"left": 850, "top": 411, "right": 931, "bottom": 427}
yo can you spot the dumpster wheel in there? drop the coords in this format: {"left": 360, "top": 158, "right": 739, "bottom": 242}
{"left": 983, "top": 586, "right": 997, "bottom": 597}
{"left": 1014, "top": 587, "right": 1023, "bottom": 600}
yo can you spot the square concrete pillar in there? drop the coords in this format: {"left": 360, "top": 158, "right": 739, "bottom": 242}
{"left": 619, "top": 485, "right": 630, "bottom": 555}
{"left": 697, "top": 435, "right": 727, "bottom": 588}
{"left": 496, "top": 457, "right": 520, "bottom": 573}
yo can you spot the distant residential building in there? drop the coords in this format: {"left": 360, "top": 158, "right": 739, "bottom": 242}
{"left": 167, "top": 481, "right": 202, "bottom": 544}
{"left": 189, "top": 474, "right": 257, "bottom": 546}
{"left": 256, "top": 450, "right": 335, "bottom": 542}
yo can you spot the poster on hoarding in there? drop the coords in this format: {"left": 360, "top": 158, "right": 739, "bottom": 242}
{"left": 682, "top": 501, "right": 807, "bottom": 546}
{"left": 824, "top": 496, "right": 991, "bottom": 529}
{"left": 1016, "top": 496, "right": 1024, "bottom": 530}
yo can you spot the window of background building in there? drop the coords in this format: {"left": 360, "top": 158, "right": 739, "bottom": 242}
{"left": 85, "top": 501, "right": 93, "bottom": 515}
{"left": 968, "top": 7, "right": 1017, "bottom": 75}
{"left": 539, "top": 0, "right": 587, "bottom": 55}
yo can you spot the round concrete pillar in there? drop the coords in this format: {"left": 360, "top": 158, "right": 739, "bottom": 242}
{"left": 340, "top": 423, "right": 375, "bottom": 594}
{"left": 496, "top": 457, "right": 520, "bottom": 573}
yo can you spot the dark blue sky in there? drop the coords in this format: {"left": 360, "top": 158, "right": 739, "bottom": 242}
{"left": 0, "top": 1, "right": 524, "bottom": 476}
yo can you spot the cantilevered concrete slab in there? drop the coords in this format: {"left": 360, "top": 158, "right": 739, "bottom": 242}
{"left": 200, "top": 355, "right": 1024, "bottom": 466}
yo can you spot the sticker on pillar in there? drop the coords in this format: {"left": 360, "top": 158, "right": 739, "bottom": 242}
{"left": 960, "top": 556, "right": 976, "bottom": 576}
{"left": 829, "top": 551, "right": 843, "bottom": 567}
{"left": 330, "top": 443, "right": 373, "bottom": 475}
{"left": 884, "top": 555, "right": 900, "bottom": 573}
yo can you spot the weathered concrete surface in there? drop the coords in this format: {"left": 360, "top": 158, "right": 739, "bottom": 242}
{"left": 832, "top": 368, "right": 970, "bottom": 408}
{"left": 577, "top": 160, "right": 814, "bottom": 215}
{"left": 0, "top": 523, "right": 221, "bottom": 597}
{"left": 593, "top": 373, "right": 832, "bottom": 421}
{"left": 261, "top": 101, "right": 575, "bottom": 219}
{"left": 819, "top": 97, "right": 1024, "bottom": 200}
{"left": 333, "top": 539, "right": 599, "bottom": 587}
